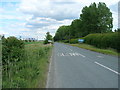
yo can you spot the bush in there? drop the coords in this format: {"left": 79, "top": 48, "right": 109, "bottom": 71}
{"left": 43, "top": 39, "right": 48, "bottom": 44}
{"left": 63, "top": 40, "right": 69, "bottom": 43}
{"left": 70, "top": 39, "right": 78, "bottom": 44}
{"left": 2, "top": 37, "right": 24, "bottom": 65}
{"left": 84, "top": 32, "right": 120, "bottom": 52}
{"left": 2, "top": 37, "right": 52, "bottom": 88}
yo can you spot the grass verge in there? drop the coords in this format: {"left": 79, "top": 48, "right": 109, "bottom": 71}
{"left": 24, "top": 43, "right": 53, "bottom": 88}
{"left": 2, "top": 42, "right": 53, "bottom": 88}
{"left": 68, "top": 43, "right": 119, "bottom": 56}
{"left": 24, "top": 41, "right": 43, "bottom": 45}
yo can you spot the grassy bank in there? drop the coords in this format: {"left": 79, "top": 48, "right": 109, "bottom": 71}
{"left": 68, "top": 43, "right": 119, "bottom": 56}
{"left": 2, "top": 41, "right": 52, "bottom": 88}
{"left": 24, "top": 41, "right": 43, "bottom": 45}
{"left": 24, "top": 42, "right": 52, "bottom": 88}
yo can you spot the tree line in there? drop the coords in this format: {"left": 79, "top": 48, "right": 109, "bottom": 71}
{"left": 54, "top": 2, "right": 115, "bottom": 41}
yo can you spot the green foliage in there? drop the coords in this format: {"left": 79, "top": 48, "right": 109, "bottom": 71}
{"left": 2, "top": 36, "right": 52, "bottom": 88}
{"left": 2, "top": 36, "right": 24, "bottom": 65}
{"left": 43, "top": 39, "right": 48, "bottom": 44}
{"left": 54, "top": 2, "right": 113, "bottom": 41}
{"left": 63, "top": 40, "right": 69, "bottom": 43}
{"left": 44, "top": 32, "right": 53, "bottom": 44}
{"left": 84, "top": 32, "right": 120, "bottom": 52}
{"left": 54, "top": 25, "right": 70, "bottom": 41}
{"left": 70, "top": 43, "right": 118, "bottom": 56}
{"left": 80, "top": 2, "right": 113, "bottom": 35}
{"left": 70, "top": 39, "right": 78, "bottom": 44}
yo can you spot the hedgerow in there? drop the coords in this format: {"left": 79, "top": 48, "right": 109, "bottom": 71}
{"left": 84, "top": 32, "right": 120, "bottom": 52}
{"left": 70, "top": 39, "right": 78, "bottom": 44}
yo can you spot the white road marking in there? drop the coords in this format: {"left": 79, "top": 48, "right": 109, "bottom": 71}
{"left": 94, "top": 61, "right": 120, "bottom": 75}
{"left": 57, "top": 52, "right": 86, "bottom": 57}
{"left": 61, "top": 53, "right": 65, "bottom": 56}
{"left": 46, "top": 54, "right": 53, "bottom": 88}
{"left": 77, "top": 53, "right": 86, "bottom": 57}
{"left": 69, "top": 53, "right": 76, "bottom": 56}
{"left": 97, "top": 56, "right": 103, "bottom": 58}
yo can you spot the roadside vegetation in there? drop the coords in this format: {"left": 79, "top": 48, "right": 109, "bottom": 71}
{"left": 24, "top": 41, "right": 43, "bottom": 45}
{"left": 43, "top": 32, "right": 53, "bottom": 44}
{"left": 53, "top": 2, "right": 120, "bottom": 55}
{"left": 70, "top": 43, "right": 118, "bottom": 56}
{"left": 2, "top": 36, "right": 52, "bottom": 88}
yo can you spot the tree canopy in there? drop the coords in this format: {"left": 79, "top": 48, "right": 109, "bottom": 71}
{"left": 44, "top": 32, "right": 53, "bottom": 44}
{"left": 54, "top": 2, "right": 113, "bottom": 41}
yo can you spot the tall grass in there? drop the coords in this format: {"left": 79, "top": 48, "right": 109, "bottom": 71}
{"left": 2, "top": 37, "right": 52, "bottom": 88}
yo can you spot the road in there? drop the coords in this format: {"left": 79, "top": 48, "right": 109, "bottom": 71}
{"left": 46, "top": 42, "right": 119, "bottom": 88}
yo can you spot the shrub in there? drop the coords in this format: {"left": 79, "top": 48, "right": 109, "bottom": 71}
{"left": 70, "top": 39, "right": 78, "bottom": 44}
{"left": 2, "top": 37, "right": 52, "bottom": 88}
{"left": 84, "top": 32, "right": 120, "bottom": 52}
{"left": 43, "top": 39, "right": 48, "bottom": 44}
{"left": 63, "top": 40, "right": 69, "bottom": 43}
{"left": 2, "top": 37, "right": 24, "bottom": 65}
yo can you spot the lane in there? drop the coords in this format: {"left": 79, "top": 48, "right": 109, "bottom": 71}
{"left": 62, "top": 43, "right": 118, "bottom": 72}
{"left": 47, "top": 42, "right": 118, "bottom": 88}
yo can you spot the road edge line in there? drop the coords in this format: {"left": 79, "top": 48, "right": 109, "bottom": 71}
{"left": 46, "top": 47, "right": 53, "bottom": 88}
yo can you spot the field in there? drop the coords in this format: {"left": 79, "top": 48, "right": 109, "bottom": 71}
{"left": 2, "top": 40, "right": 52, "bottom": 88}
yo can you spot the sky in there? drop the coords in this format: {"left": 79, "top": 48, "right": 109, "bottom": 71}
{"left": 0, "top": 0, "right": 119, "bottom": 40}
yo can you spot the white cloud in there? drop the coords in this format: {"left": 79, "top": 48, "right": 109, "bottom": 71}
{"left": 18, "top": 0, "right": 119, "bottom": 20}
{"left": 112, "top": 11, "right": 118, "bottom": 30}
{"left": 1, "top": 0, "right": 119, "bottom": 39}
{"left": 0, "top": 14, "right": 32, "bottom": 21}
{"left": 0, "top": 8, "right": 5, "bottom": 13}
{"left": 1, "top": 0, "right": 20, "bottom": 2}
{"left": 0, "top": 30, "right": 9, "bottom": 35}
{"left": 18, "top": 0, "right": 83, "bottom": 20}
{"left": 76, "top": 0, "right": 119, "bottom": 6}
{"left": 24, "top": 17, "right": 72, "bottom": 40}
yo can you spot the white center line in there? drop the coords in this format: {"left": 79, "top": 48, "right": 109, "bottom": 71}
{"left": 94, "top": 61, "right": 120, "bottom": 75}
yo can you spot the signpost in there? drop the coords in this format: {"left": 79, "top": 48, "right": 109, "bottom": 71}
{"left": 78, "top": 39, "right": 84, "bottom": 43}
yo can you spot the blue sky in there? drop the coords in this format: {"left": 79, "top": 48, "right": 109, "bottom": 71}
{"left": 0, "top": 0, "right": 119, "bottom": 40}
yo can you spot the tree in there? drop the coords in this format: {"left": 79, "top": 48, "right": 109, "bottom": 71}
{"left": 2, "top": 36, "right": 24, "bottom": 65}
{"left": 54, "top": 2, "right": 113, "bottom": 42}
{"left": 54, "top": 25, "right": 70, "bottom": 41}
{"left": 97, "top": 2, "right": 113, "bottom": 32}
{"left": 80, "top": 2, "right": 113, "bottom": 35}
{"left": 44, "top": 32, "right": 53, "bottom": 44}
{"left": 70, "top": 19, "right": 82, "bottom": 38}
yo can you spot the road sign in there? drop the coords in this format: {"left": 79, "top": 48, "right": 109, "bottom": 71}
{"left": 78, "top": 39, "right": 84, "bottom": 43}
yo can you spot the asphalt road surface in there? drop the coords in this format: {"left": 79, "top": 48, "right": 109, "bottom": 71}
{"left": 46, "top": 42, "right": 119, "bottom": 88}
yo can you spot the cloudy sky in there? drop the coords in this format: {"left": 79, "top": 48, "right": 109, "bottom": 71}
{"left": 0, "top": 0, "right": 119, "bottom": 40}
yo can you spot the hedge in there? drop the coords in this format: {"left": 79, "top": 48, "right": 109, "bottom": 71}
{"left": 84, "top": 32, "right": 120, "bottom": 52}
{"left": 70, "top": 39, "right": 78, "bottom": 44}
